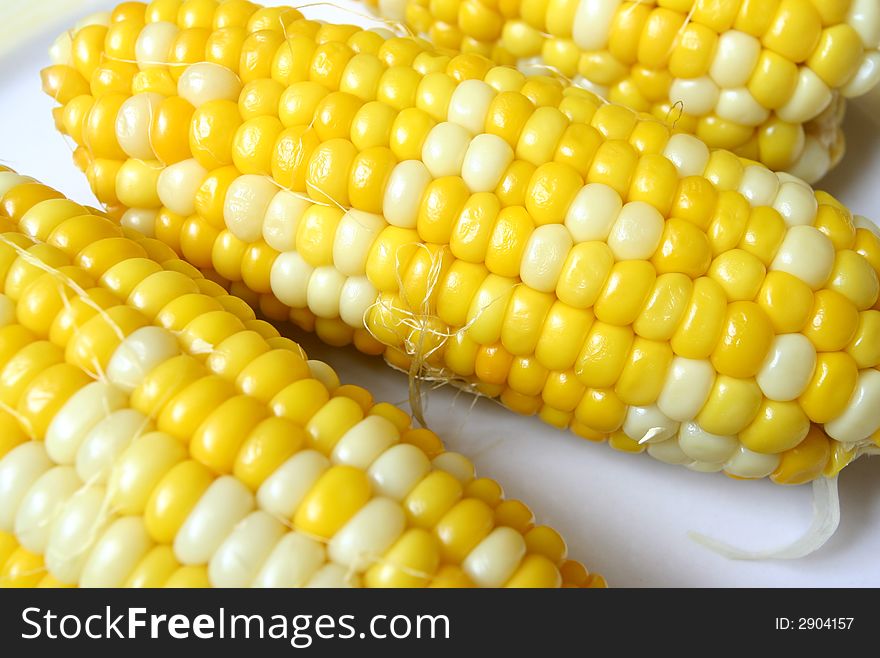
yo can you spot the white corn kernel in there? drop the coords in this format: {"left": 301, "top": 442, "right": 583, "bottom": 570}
{"left": 520, "top": 224, "right": 573, "bottom": 293}
{"left": 263, "top": 191, "right": 310, "bottom": 252}
{"left": 573, "top": 0, "right": 622, "bottom": 50}
{"left": 157, "top": 159, "right": 208, "bottom": 216}
{"left": 678, "top": 422, "right": 738, "bottom": 463}
{"left": 177, "top": 61, "right": 242, "bottom": 107}
{"left": 270, "top": 251, "right": 313, "bottom": 308}
{"left": 738, "top": 165, "right": 780, "bottom": 207}
{"left": 253, "top": 532, "right": 325, "bottom": 588}
{"left": 333, "top": 210, "right": 386, "bottom": 277}
{"left": 80, "top": 517, "right": 152, "bottom": 588}
{"left": 777, "top": 68, "right": 833, "bottom": 124}
{"left": 0, "top": 442, "right": 53, "bottom": 531}
{"left": 174, "top": 476, "right": 254, "bottom": 566}
{"left": 76, "top": 409, "right": 153, "bottom": 484}
{"left": 709, "top": 30, "right": 761, "bottom": 88}
{"left": 461, "top": 134, "right": 514, "bottom": 193}
{"left": 756, "top": 333, "right": 816, "bottom": 401}
{"left": 14, "top": 466, "right": 80, "bottom": 554}
{"left": 45, "top": 485, "right": 109, "bottom": 585}
{"left": 306, "top": 563, "right": 360, "bottom": 588}
{"left": 669, "top": 77, "right": 719, "bottom": 117}
{"left": 328, "top": 497, "right": 406, "bottom": 571}
{"left": 663, "top": 133, "right": 710, "bottom": 177}
{"left": 564, "top": 183, "right": 622, "bottom": 242}
{"left": 448, "top": 80, "right": 496, "bottom": 135}
{"left": 772, "top": 180, "right": 819, "bottom": 227}
{"left": 45, "top": 382, "right": 128, "bottom": 465}
{"left": 49, "top": 32, "right": 73, "bottom": 66}
{"left": 421, "top": 122, "right": 471, "bottom": 178}
{"left": 463, "top": 527, "right": 526, "bottom": 588}
{"left": 331, "top": 415, "right": 400, "bottom": 469}
{"left": 825, "top": 369, "right": 880, "bottom": 443}
{"left": 368, "top": 443, "right": 431, "bottom": 500}
{"left": 209, "top": 511, "right": 286, "bottom": 588}
{"left": 841, "top": 52, "right": 880, "bottom": 98}
{"left": 257, "top": 450, "right": 330, "bottom": 519}
{"left": 646, "top": 437, "right": 691, "bottom": 465}
{"left": 770, "top": 225, "right": 835, "bottom": 289}
{"left": 715, "top": 88, "right": 770, "bottom": 126}
{"left": 107, "top": 326, "right": 181, "bottom": 393}
{"left": 224, "top": 174, "right": 278, "bottom": 243}
{"left": 606, "top": 201, "right": 665, "bottom": 260}
{"left": 723, "top": 445, "right": 780, "bottom": 478}
{"left": 383, "top": 160, "right": 432, "bottom": 229}
{"left": 432, "top": 452, "right": 475, "bottom": 484}
{"left": 657, "top": 357, "right": 715, "bottom": 421}
{"left": 115, "top": 93, "right": 163, "bottom": 160}
{"left": 307, "top": 360, "right": 340, "bottom": 391}
{"left": 135, "top": 21, "right": 179, "bottom": 70}
{"left": 339, "top": 276, "right": 378, "bottom": 328}
{"left": 307, "top": 266, "right": 346, "bottom": 318}
{"left": 622, "top": 405, "right": 679, "bottom": 444}
{"left": 847, "top": 0, "right": 880, "bottom": 48}
{"left": 786, "top": 136, "right": 830, "bottom": 185}
{"left": 775, "top": 171, "right": 811, "bottom": 187}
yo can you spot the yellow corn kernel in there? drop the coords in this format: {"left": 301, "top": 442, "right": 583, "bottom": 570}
{"left": 576, "top": 322, "right": 633, "bottom": 388}
{"left": 364, "top": 528, "right": 440, "bottom": 587}
{"left": 615, "top": 338, "right": 673, "bottom": 406}
{"left": 748, "top": 50, "right": 799, "bottom": 110}
{"left": 671, "top": 277, "right": 727, "bottom": 359}
{"left": 1, "top": 547, "right": 45, "bottom": 588}
{"left": 770, "top": 425, "right": 831, "bottom": 484}
{"left": 574, "top": 387, "right": 626, "bottom": 433}
{"left": 802, "top": 289, "right": 859, "bottom": 352}
{"left": 306, "top": 395, "right": 364, "bottom": 455}
{"left": 740, "top": 399, "right": 811, "bottom": 454}
{"left": 637, "top": 8, "right": 686, "bottom": 69}
{"left": 144, "top": 459, "right": 214, "bottom": 544}
{"left": 762, "top": 0, "right": 822, "bottom": 63}
{"left": 669, "top": 23, "right": 717, "bottom": 79}
{"left": 652, "top": 218, "right": 712, "bottom": 278}
{"left": 594, "top": 261, "right": 656, "bottom": 326}
{"left": 708, "top": 249, "right": 767, "bottom": 301}
{"left": 697, "top": 375, "right": 763, "bottom": 435}
{"left": 525, "top": 162, "right": 582, "bottom": 226}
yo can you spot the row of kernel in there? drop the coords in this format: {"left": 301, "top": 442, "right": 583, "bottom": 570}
{"left": 1, "top": 190, "right": 592, "bottom": 584}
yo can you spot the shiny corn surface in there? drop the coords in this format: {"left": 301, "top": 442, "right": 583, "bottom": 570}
{"left": 40, "top": 2, "right": 880, "bottom": 483}
{"left": 0, "top": 173, "right": 599, "bottom": 588}
{"left": 369, "top": 0, "right": 880, "bottom": 181}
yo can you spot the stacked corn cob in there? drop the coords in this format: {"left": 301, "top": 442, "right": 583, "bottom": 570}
{"left": 0, "top": 171, "right": 601, "bottom": 588}
{"left": 368, "top": 0, "right": 880, "bottom": 182}
{"left": 42, "top": 1, "right": 880, "bottom": 484}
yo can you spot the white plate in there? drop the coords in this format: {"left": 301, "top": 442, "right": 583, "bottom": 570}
{"left": 1, "top": 0, "right": 878, "bottom": 587}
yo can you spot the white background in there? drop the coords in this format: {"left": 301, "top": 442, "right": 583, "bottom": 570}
{"left": 1, "top": 0, "right": 878, "bottom": 587}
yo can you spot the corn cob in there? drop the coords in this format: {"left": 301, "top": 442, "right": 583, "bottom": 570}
{"left": 366, "top": 0, "right": 880, "bottom": 182}
{"left": 42, "top": 3, "right": 880, "bottom": 484}
{"left": 0, "top": 172, "right": 601, "bottom": 588}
